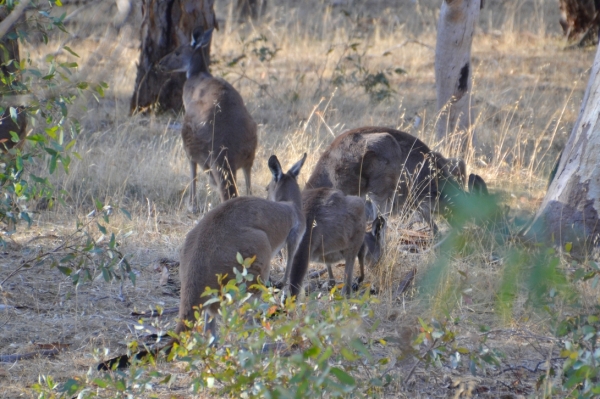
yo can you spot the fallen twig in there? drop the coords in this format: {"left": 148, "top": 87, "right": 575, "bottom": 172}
{"left": 308, "top": 268, "right": 328, "bottom": 279}
{"left": 131, "top": 307, "right": 179, "bottom": 318}
{"left": 0, "top": 349, "right": 59, "bottom": 362}
{"left": 492, "top": 357, "right": 564, "bottom": 377}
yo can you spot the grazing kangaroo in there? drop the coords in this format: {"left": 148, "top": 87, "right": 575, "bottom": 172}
{"left": 98, "top": 154, "right": 306, "bottom": 371}
{"left": 159, "top": 27, "right": 257, "bottom": 211}
{"left": 285, "top": 188, "right": 385, "bottom": 298}
{"left": 306, "top": 126, "right": 470, "bottom": 233}
{"left": 177, "top": 153, "right": 306, "bottom": 339}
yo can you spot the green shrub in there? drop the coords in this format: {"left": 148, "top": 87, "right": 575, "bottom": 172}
{"left": 35, "top": 255, "right": 394, "bottom": 398}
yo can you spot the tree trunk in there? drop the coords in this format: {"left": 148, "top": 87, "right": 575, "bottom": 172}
{"left": 559, "top": 0, "right": 600, "bottom": 46}
{"left": 130, "top": 0, "right": 217, "bottom": 115}
{"left": 524, "top": 44, "right": 600, "bottom": 255}
{"left": 434, "top": 0, "right": 481, "bottom": 151}
{"left": 0, "top": 6, "right": 27, "bottom": 150}
{"left": 236, "top": 0, "right": 267, "bottom": 21}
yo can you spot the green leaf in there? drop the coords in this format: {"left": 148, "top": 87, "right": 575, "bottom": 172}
{"left": 120, "top": 207, "right": 132, "bottom": 220}
{"left": 565, "top": 242, "right": 572, "bottom": 253}
{"left": 59, "top": 378, "right": 81, "bottom": 395}
{"left": 49, "top": 155, "right": 57, "bottom": 173}
{"left": 236, "top": 252, "right": 244, "bottom": 265}
{"left": 101, "top": 267, "right": 110, "bottom": 282}
{"left": 9, "top": 107, "right": 17, "bottom": 123}
{"left": 57, "top": 266, "right": 72, "bottom": 276}
{"left": 129, "top": 271, "right": 136, "bottom": 286}
{"left": 94, "top": 378, "right": 108, "bottom": 388}
{"left": 330, "top": 367, "right": 356, "bottom": 386}
{"left": 97, "top": 222, "right": 107, "bottom": 234}
{"left": 114, "top": 379, "right": 126, "bottom": 391}
{"left": 9, "top": 130, "right": 21, "bottom": 143}
{"left": 62, "top": 46, "right": 79, "bottom": 58}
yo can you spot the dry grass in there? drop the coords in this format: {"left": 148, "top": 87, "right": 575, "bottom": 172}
{"left": 1, "top": 0, "right": 599, "bottom": 397}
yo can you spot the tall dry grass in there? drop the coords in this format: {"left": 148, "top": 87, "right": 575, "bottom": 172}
{"left": 2, "top": 0, "right": 598, "bottom": 396}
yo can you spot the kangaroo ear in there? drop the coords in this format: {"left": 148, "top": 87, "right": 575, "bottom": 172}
{"left": 191, "top": 27, "right": 213, "bottom": 49}
{"left": 468, "top": 173, "right": 489, "bottom": 196}
{"left": 288, "top": 153, "right": 307, "bottom": 178}
{"left": 268, "top": 155, "right": 283, "bottom": 182}
{"left": 364, "top": 199, "right": 376, "bottom": 223}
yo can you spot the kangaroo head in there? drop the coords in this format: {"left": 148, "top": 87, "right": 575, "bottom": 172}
{"left": 364, "top": 215, "right": 386, "bottom": 268}
{"left": 157, "top": 27, "right": 214, "bottom": 73}
{"left": 468, "top": 173, "right": 489, "bottom": 196}
{"left": 267, "top": 153, "right": 306, "bottom": 205}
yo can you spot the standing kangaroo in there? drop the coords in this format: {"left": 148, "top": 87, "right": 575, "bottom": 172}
{"left": 159, "top": 27, "right": 257, "bottom": 211}
{"left": 98, "top": 154, "right": 306, "bottom": 370}
{"left": 306, "top": 126, "right": 470, "bottom": 233}
{"left": 177, "top": 153, "right": 307, "bottom": 339}
{"left": 285, "top": 188, "right": 386, "bottom": 298}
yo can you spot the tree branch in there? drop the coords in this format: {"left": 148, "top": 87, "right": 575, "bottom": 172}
{"left": 0, "top": 1, "right": 30, "bottom": 40}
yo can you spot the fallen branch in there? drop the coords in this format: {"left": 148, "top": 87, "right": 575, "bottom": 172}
{"left": 131, "top": 307, "right": 179, "bottom": 318}
{"left": 0, "top": 347, "right": 68, "bottom": 363}
{"left": 492, "top": 357, "right": 564, "bottom": 377}
{"left": 308, "top": 268, "right": 328, "bottom": 280}
{"left": 0, "top": 0, "right": 31, "bottom": 40}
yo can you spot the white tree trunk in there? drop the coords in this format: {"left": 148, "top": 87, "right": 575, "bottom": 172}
{"left": 435, "top": 0, "right": 481, "bottom": 148}
{"left": 524, "top": 44, "right": 600, "bottom": 254}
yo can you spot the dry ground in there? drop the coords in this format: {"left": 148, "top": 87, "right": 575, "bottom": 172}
{"left": 1, "top": 0, "right": 598, "bottom": 397}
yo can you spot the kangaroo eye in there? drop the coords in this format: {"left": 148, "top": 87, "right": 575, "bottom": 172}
{"left": 175, "top": 51, "right": 180, "bottom": 56}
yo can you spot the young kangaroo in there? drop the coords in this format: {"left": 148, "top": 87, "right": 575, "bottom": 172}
{"left": 306, "top": 126, "right": 470, "bottom": 233}
{"left": 177, "top": 153, "right": 306, "bottom": 339}
{"left": 286, "top": 188, "right": 384, "bottom": 298}
{"left": 159, "top": 27, "right": 257, "bottom": 211}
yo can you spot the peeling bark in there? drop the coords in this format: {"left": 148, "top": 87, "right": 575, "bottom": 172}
{"left": 130, "top": 0, "right": 217, "bottom": 114}
{"left": 435, "top": 0, "right": 481, "bottom": 149}
{"left": 0, "top": 7, "right": 27, "bottom": 150}
{"left": 525, "top": 45, "right": 600, "bottom": 255}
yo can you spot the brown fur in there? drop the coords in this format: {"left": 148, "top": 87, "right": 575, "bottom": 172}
{"left": 434, "top": 152, "right": 467, "bottom": 188}
{"left": 176, "top": 154, "right": 307, "bottom": 338}
{"left": 159, "top": 27, "right": 257, "bottom": 211}
{"left": 287, "top": 188, "right": 386, "bottom": 297}
{"left": 306, "top": 126, "right": 469, "bottom": 233}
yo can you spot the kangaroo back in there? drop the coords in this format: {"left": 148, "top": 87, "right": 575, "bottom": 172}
{"left": 288, "top": 188, "right": 367, "bottom": 297}
{"left": 307, "top": 126, "right": 473, "bottom": 232}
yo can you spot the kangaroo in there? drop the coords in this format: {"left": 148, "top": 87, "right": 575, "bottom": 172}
{"left": 98, "top": 154, "right": 306, "bottom": 371}
{"left": 306, "top": 126, "right": 470, "bottom": 233}
{"left": 159, "top": 27, "right": 257, "bottom": 211}
{"left": 177, "top": 153, "right": 306, "bottom": 339}
{"left": 285, "top": 188, "right": 385, "bottom": 298}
